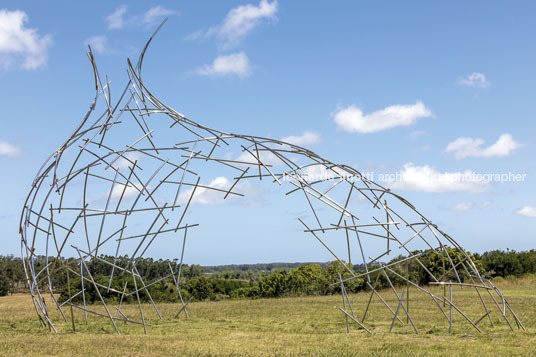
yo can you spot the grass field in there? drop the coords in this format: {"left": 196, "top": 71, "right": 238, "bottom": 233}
{"left": 1, "top": 275, "right": 535, "bottom": 356}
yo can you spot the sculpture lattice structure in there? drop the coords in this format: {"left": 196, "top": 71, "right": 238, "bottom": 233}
{"left": 20, "top": 23, "right": 524, "bottom": 334}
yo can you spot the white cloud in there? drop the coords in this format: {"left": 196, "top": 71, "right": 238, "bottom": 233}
{"left": 452, "top": 202, "right": 473, "bottom": 211}
{"left": 300, "top": 165, "right": 349, "bottom": 181}
{"left": 197, "top": 52, "right": 252, "bottom": 77}
{"left": 417, "top": 145, "right": 431, "bottom": 152}
{"left": 236, "top": 149, "right": 281, "bottom": 166}
{"left": 517, "top": 206, "right": 536, "bottom": 218}
{"left": 0, "top": 9, "right": 52, "bottom": 70}
{"left": 409, "top": 130, "right": 426, "bottom": 140}
{"left": 281, "top": 131, "right": 321, "bottom": 146}
{"left": 176, "top": 176, "right": 262, "bottom": 205}
{"left": 111, "top": 183, "right": 141, "bottom": 200}
{"left": 142, "top": 6, "right": 176, "bottom": 27}
{"left": 106, "top": 5, "right": 128, "bottom": 30}
{"left": 85, "top": 35, "right": 108, "bottom": 54}
{"left": 480, "top": 200, "right": 492, "bottom": 208}
{"left": 188, "top": 176, "right": 231, "bottom": 204}
{"left": 444, "top": 133, "right": 521, "bottom": 159}
{"left": 0, "top": 140, "right": 21, "bottom": 157}
{"left": 188, "top": 0, "right": 278, "bottom": 47}
{"left": 113, "top": 152, "right": 142, "bottom": 170}
{"left": 104, "top": 154, "right": 144, "bottom": 200}
{"left": 105, "top": 5, "right": 175, "bottom": 30}
{"left": 386, "top": 163, "right": 489, "bottom": 193}
{"left": 458, "top": 72, "right": 491, "bottom": 88}
{"left": 333, "top": 101, "right": 432, "bottom": 134}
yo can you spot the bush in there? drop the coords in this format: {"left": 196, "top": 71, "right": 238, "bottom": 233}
{"left": 59, "top": 275, "right": 187, "bottom": 304}
{"left": 0, "top": 273, "right": 9, "bottom": 296}
{"left": 480, "top": 250, "right": 536, "bottom": 278}
{"left": 230, "top": 286, "right": 260, "bottom": 299}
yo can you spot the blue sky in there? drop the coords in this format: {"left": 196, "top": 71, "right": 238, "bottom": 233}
{"left": 1, "top": 1, "right": 535, "bottom": 264}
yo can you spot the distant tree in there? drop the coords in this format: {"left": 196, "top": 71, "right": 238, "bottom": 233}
{"left": 0, "top": 260, "right": 9, "bottom": 296}
{"left": 286, "top": 264, "right": 329, "bottom": 296}
{"left": 480, "top": 250, "right": 536, "bottom": 278}
{"left": 258, "top": 271, "right": 289, "bottom": 297}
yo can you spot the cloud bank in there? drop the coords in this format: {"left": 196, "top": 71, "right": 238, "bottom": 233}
{"left": 0, "top": 9, "right": 52, "bottom": 69}
{"left": 445, "top": 133, "right": 521, "bottom": 159}
{"left": 197, "top": 52, "right": 252, "bottom": 77}
{"left": 458, "top": 72, "right": 491, "bottom": 88}
{"left": 0, "top": 140, "right": 21, "bottom": 157}
{"left": 281, "top": 131, "right": 321, "bottom": 146}
{"left": 187, "top": 0, "right": 278, "bottom": 48}
{"left": 334, "top": 101, "right": 432, "bottom": 134}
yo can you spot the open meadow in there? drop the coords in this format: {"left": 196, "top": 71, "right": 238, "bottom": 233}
{"left": 1, "top": 275, "right": 535, "bottom": 356}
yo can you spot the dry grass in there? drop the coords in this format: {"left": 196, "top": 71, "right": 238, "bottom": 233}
{"left": 1, "top": 275, "right": 535, "bottom": 356}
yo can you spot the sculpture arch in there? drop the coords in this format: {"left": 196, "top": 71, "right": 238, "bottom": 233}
{"left": 20, "top": 24, "right": 524, "bottom": 334}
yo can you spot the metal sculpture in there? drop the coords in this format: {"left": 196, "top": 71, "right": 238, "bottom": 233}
{"left": 19, "top": 23, "right": 524, "bottom": 334}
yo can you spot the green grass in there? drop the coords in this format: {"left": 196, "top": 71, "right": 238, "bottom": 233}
{"left": 1, "top": 275, "right": 535, "bottom": 356}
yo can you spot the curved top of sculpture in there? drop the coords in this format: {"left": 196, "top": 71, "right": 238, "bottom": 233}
{"left": 19, "top": 23, "right": 523, "bottom": 334}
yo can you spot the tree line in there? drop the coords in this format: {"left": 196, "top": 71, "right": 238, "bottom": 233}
{"left": 1, "top": 249, "right": 535, "bottom": 301}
